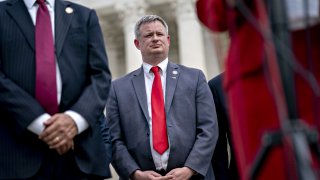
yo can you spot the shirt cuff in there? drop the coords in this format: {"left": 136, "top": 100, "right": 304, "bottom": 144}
{"left": 65, "top": 110, "right": 89, "bottom": 134}
{"left": 27, "top": 113, "right": 51, "bottom": 135}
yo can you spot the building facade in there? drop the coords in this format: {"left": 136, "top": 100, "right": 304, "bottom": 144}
{"left": 70, "top": 0, "right": 224, "bottom": 80}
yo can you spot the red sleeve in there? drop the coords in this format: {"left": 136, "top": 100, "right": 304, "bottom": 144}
{"left": 196, "top": 0, "right": 228, "bottom": 32}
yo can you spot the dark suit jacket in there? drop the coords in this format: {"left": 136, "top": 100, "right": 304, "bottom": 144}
{"left": 208, "top": 74, "right": 238, "bottom": 180}
{"left": 0, "top": 0, "right": 111, "bottom": 178}
{"left": 107, "top": 62, "right": 218, "bottom": 179}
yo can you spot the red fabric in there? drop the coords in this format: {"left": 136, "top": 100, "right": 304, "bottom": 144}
{"left": 196, "top": 0, "right": 320, "bottom": 179}
{"left": 151, "top": 66, "right": 168, "bottom": 154}
{"left": 196, "top": 0, "right": 228, "bottom": 31}
{"left": 35, "top": 0, "right": 58, "bottom": 115}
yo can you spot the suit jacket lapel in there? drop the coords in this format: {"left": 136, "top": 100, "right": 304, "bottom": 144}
{"left": 165, "top": 62, "right": 179, "bottom": 116}
{"left": 6, "top": 0, "right": 35, "bottom": 51}
{"left": 132, "top": 67, "right": 149, "bottom": 121}
{"left": 54, "top": 0, "right": 73, "bottom": 58}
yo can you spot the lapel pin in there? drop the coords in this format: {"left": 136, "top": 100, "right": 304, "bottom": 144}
{"left": 65, "top": 7, "right": 73, "bottom": 14}
{"left": 172, "top": 70, "right": 178, "bottom": 75}
{"left": 172, "top": 77, "right": 177, "bottom": 79}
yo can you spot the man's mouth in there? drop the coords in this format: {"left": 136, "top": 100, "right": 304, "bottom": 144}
{"left": 150, "top": 44, "right": 161, "bottom": 48}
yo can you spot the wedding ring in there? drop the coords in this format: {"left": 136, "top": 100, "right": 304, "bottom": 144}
{"left": 54, "top": 137, "right": 60, "bottom": 142}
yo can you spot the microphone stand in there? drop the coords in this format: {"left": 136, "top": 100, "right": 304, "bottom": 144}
{"left": 229, "top": 0, "right": 320, "bottom": 179}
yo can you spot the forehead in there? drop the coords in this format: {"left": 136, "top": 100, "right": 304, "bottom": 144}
{"left": 140, "top": 21, "right": 166, "bottom": 32}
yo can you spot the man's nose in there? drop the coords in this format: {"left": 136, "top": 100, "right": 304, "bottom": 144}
{"left": 152, "top": 34, "right": 159, "bottom": 41}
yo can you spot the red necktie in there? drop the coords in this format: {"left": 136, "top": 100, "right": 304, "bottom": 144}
{"left": 151, "top": 66, "right": 168, "bottom": 154}
{"left": 35, "top": 0, "right": 58, "bottom": 115}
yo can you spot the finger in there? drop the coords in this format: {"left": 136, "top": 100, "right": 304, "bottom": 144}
{"left": 149, "top": 171, "right": 162, "bottom": 177}
{"left": 39, "top": 120, "right": 60, "bottom": 140}
{"left": 39, "top": 129, "right": 59, "bottom": 145}
{"left": 162, "top": 175, "right": 174, "bottom": 179}
{"left": 166, "top": 169, "right": 175, "bottom": 176}
{"left": 56, "top": 146, "right": 65, "bottom": 155}
{"left": 162, "top": 177, "right": 174, "bottom": 180}
{"left": 56, "top": 144, "right": 69, "bottom": 155}
{"left": 65, "top": 125, "right": 77, "bottom": 139}
{"left": 71, "top": 141, "right": 74, "bottom": 150}
{"left": 60, "top": 141, "right": 74, "bottom": 153}
{"left": 50, "top": 138, "right": 70, "bottom": 149}
{"left": 43, "top": 114, "right": 60, "bottom": 126}
{"left": 44, "top": 135, "right": 61, "bottom": 147}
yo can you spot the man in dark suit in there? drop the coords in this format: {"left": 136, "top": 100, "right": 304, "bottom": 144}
{"left": 106, "top": 15, "right": 218, "bottom": 180}
{"left": 208, "top": 73, "right": 239, "bottom": 180}
{"left": 0, "top": 0, "right": 111, "bottom": 179}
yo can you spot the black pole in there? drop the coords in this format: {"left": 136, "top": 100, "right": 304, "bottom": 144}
{"left": 267, "top": 0, "right": 298, "bottom": 120}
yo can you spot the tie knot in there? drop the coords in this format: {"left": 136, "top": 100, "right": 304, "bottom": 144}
{"left": 151, "top": 66, "right": 160, "bottom": 74}
{"left": 36, "top": 0, "right": 45, "bottom": 4}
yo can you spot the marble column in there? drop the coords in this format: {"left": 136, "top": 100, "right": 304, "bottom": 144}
{"left": 174, "top": 0, "right": 210, "bottom": 77}
{"left": 116, "top": 0, "right": 146, "bottom": 73}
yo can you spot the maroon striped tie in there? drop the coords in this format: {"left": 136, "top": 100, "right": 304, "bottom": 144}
{"left": 35, "top": 0, "right": 58, "bottom": 115}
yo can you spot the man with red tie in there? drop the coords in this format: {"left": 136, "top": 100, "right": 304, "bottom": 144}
{"left": 106, "top": 15, "right": 218, "bottom": 180}
{"left": 0, "top": 0, "right": 111, "bottom": 179}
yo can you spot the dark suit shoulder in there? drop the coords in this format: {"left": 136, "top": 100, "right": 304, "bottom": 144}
{"left": 174, "top": 63, "right": 203, "bottom": 74}
{"left": 63, "top": 0, "right": 91, "bottom": 11}
{"left": 0, "top": 0, "right": 13, "bottom": 11}
{"left": 208, "top": 73, "right": 225, "bottom": 109}
{"left": 170, "top": 63, "right": 206, "bottom": 83}
{"left": 208, "top": 73, "right": 224, "bottom": 88}
{"left": 61, "top": 0, "right": 96, "bottom": 19}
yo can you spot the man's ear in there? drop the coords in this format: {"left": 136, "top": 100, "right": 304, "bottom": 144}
{"left": 134, "top": 39, "right": 140, "bottom": 50}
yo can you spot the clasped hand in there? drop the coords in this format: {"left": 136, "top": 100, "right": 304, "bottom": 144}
{"left": 39, "top": 113, "right": 78, "bottom": 155}
{"left": 132, "top": 167, "right": 195, "bottom": 180}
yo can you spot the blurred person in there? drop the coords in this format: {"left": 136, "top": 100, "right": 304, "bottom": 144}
{"left": 197, "top": 0, "right": 320, "bottom": 179}
{"left": 208, "top": 73, "right": 239, "bottom": 180}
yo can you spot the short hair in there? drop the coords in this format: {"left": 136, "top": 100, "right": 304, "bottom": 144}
{"left": 134, "top": 15, "right": 169, "bottom": 38}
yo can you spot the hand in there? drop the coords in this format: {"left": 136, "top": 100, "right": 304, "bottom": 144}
{"left": 166, "top": 167, "right": 195, "bottom": 180}
{"left": 56, "top": 140, "right": 74, "bottom": 155}
{"left": 39, "top": 113, "right": 78, "bottom": 150}
{"left": 132, "top": 170, "right": 172, "bottom": 180}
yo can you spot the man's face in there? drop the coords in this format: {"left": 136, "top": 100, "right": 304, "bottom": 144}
{"left": 134, "top": 21, "right": 170, "bottom": 64}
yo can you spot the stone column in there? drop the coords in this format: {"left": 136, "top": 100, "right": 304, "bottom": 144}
{"left": 116, "top": 0, "right": 146, "bottom": 73}
{"left": 174, "top": 0, "right": 209, "bottom": 76}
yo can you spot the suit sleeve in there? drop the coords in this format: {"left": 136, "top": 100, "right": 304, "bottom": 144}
{"left": 184, "top": 71, "right": 219, "bottom": 177}
{"left": 68, "top": 10, "right": 111, "bottom": 127}
{"left": 99, "top": 114, "right": 112, "bottom": 167}
{"left": 0, "top": 71, "right": 46, "bottom": 133}
{"left": 106, "top": 84, "right": 140, "bottom": 179}
{"left": 0, "top": 14, "right": 45, "bottom": 133}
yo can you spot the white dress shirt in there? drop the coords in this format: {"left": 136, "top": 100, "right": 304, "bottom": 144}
{"left": 143, "top": 59, "right": 170, "bottom": 171}
{"left": 24, "top": 0, "right": 88, "bottom": 135}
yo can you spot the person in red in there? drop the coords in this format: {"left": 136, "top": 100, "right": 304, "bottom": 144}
{"left": 197, "top": 0, "right": 320, "bottom": 179}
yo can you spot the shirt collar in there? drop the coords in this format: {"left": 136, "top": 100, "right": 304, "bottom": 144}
{"left": 143, "top": 58, "right": 168, "bottom": 75}
{"left": 24, "top": 0, "right": 55, "bottom": 9}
